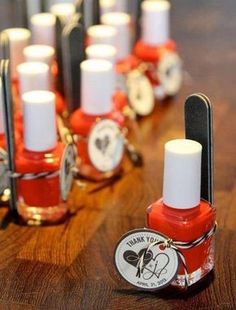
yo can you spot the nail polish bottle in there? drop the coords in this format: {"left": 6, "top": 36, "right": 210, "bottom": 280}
{"left": 134, "top": 1, "right": 183, "bottom": 99}
{"left": 101, "top": 12, "right": 137, "bottom": 82}
{"left": 30, "top": 13, "right": 56, "bottom": 48}
{"left": 100, "top": 0, "right": 116, "bottom": 15}
{"left": 50, "top": 3, "right": 76, "bottom": 24}
{"left": 3, "top": 28, "right": 31, "bottom": 83}
{"left": 87, "top": 24, "right": 118, "bottom": 47}
{"left": 17, "top": 62, "right": 50, "bottom": 96}
{"left": 146, "top": 139, "right": 216, "bottom": 288}
{"left": 14, "top": 61, "right": 51, "bottom": 136}
{"left": 85, "top": 44, "right": 129, "bottom": 116}
{"left": 16, "top": 90, "right": 73, "bottom": 225}
{"left": 70, "top": 59, "right": 125, "bottom": 181}
{"left": 23, "top": 45, "right": 65, "bottom": 114}
{"left": 101, "top": 12, "right": 155, "bottom": 116}
{"left": 2, "top": 28, "right": 31, "bottom": 141}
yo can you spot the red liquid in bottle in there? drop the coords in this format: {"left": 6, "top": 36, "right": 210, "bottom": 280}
{"left": 16, "top": 143, "right": 68, "bottom": 225}
{"left": 147, "top": 199, "right": 216, "bottom": 288}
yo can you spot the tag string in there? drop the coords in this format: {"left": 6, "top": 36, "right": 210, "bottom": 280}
{"left": 8, "top": 166, "right": 79, "bottom": 181}
{"left": 136, "top": 222, "right": 217, "bottom": 288}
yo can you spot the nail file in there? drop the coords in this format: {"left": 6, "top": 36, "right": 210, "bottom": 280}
{"left": 15, "top": 0, "right": 28, "bottom": 28}
{"left": 0, "top": 60, "right": 17, "bottom": 215}
{"left": 76, "top": 0, "right": 98, "bottom": 29}
{"left": 134, "top": 0, "right": 143, "bottom": 42}
{"left": 0, "top": 32, "right": 10, "bottom": 60}
{"left": 39, "top": 0, "right": 46, "bottom": 12}
{"left": 62, "top": 15, "right": 85, "bottom": 112}
{"left": 55, "top": 16, "right": 65, "bottom": 96}
{"left": 185, "top": 93, "right": 214, "bottom": 204}
{"left": 75, "top": 0, "right": 84, "bottom": 14}
{"left": 92, "top": 0, "right": 100, "bottom": 25}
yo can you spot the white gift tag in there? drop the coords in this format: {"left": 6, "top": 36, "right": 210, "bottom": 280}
{"left": 157, "top": 52, "right": 183, "bottom": 97}
{"left": 127, "top": 70, "right": 155, "bottom": 116}
{"left": 0, "top": 147, "right": 9, "bottom": 195}
{"left": 114, "top": 229, "right": 179, "bottom": 291}
{"left": 88, "top": 119, "right": 124, "bottom": 173}
{"left": 60, "top": 144, "right": 76, "bottom": 201}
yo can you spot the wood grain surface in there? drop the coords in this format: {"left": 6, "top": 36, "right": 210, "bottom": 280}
{"left": 0, "top": 0, "right": 236, "bottom": 309}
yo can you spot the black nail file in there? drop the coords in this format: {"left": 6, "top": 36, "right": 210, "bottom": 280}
{"left": 185, "top": 94, "right": 214, "bottom": 204}
{"left": 92, "top": 0, "right": 100, "bottom": 25}
{"left": 76, "top": 0, "right": 99, "bottom": 29}
{"left": 15, "top": 0, "right": 28, "bottom": 28}
{"left": 0, "top": 60, "right": 17, "bottom": 215}
{"left": 62, "top": 14, "right": 85, "bottom": 112}
{"left": 55, "top": 16, "right": 65, "bottom": 96}
{"left": 0, "top": 32, "right": 10, "bottom": 60}
{"left": 75, "top": 0, "right": 84, "bottom": 14}
{"left": 134, "top": 0, "right": 143, "bottom": 42}
{"left": 39, "top": 0, "right": 47, "bottom": 13}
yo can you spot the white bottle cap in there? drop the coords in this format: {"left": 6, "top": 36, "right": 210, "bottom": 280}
{"left": 86, "top": 44, "right": 117, "bottom": 64}
{"left": 87, "top": 25, "right": 118, "bottom": 46}
{"left": 81, "top": 59, "right": 114, "bottom": 115}
{"left": 50, "top": 3, "right": 76, "bottom": 24}
{"left": 3, "top": 28, "right": 31, "bottom": 80}
{"left": 17, "top": 62, "right": 50, "bottom": 97}
{"left": 24, "top": 45, "right": 55, "bottom": 66}
{"left": 0, "top": 79, "right": 5, "bottom": 134}
{"left": 163, "top": 139, "right": 202, "bottom": 209}
{"left": 141, "top": 0, "right": 170, "bottom": 45}
{"left": 101, "top": 12, "right": 131, "bottom": 61}
{"left": 100, "top": 0, "right": 116, "bottom": 15}
{"left": 31, "top": 13, "right": 56, "bottom": 48}
{"left": 22, "top": 90, "right": 57, "bottom": 152}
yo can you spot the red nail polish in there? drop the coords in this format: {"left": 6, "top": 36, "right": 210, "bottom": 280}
{"left": 3, "top": 28, "right": 31, "bottom": 83}
{"left": 29, "top": 14, "right": 65, "bottom": 114}
{"left": 101, "top": 12, "right": 134, "bottom": 82}
{"left": 2, "top": 28, "right": 31, "bottom": 138}
{"left": 85, "top": 44, "right": 129, "bottom": 115}
{"left": 146, "top": 139, "right": 216, "bottom": 288}
{"left": 98, "top": 12, "right": 155, "bottom": 116}
{"left": 70, "top": 59, "right": 125, "bottom": 181}
{"left": 23, "top": 45, "right": 65, "bottom": 114}
{"left": 16, "top": 91, "right": 73, "bottom": 225}
{"left": 100, "top": 0, "right": 116, "bottom": 15}
{"left": 87, "top": 25, "right": 129, "bottom": 114}
{"left": 50, "top": 3, "right": 76, "bottom": 24}
{"left": 30, "top": 13, "right": 56, "bottom": 48}
{"left": 134, "top": 1, "right": 183, "bottom": 99}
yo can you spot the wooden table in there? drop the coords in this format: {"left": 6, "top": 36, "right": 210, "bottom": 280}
{"left": 0, "top": 1, "right": 235, "bottom": 309}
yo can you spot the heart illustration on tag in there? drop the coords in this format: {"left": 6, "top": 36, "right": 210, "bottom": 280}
{"left": 123, "top": 248, "right": 153, "bottom": 268}
{"left": 142, "top": 253, "right": 170, "bottom": 280}
{"left": 115, "top": 229, "right": 179, "bottom": 291}
{"left": 95, "top": 135, "right": 110, "bottom": 155}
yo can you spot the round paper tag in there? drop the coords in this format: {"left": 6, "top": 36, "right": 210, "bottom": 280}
{"left": 60, "top": 144, "right": 76, "bottom": 201}
{"left": 127, "top": 70, "right": 155, "bottom": 116}
{"left": 114, "top": 229, "right": 179, "bottom": 291}
{"left": 157, "top": 52, "right": 183, "bottom": 96}
{"left": 88, "top": 119, "right": 124, "bottom": 173}
{"left": 0, "top": 148, "right": 9, "bottom": 195}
